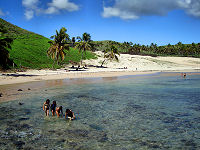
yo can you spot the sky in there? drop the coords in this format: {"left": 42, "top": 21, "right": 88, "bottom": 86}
{"left": 0, "top": 0, "right": 200, "bottom": 46}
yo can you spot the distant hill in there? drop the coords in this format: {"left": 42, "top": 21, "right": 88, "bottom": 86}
{"left": 0, "top": 18, "right": 95, "bottom": 69}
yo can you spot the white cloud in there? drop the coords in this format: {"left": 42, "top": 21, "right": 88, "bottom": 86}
{"left": 103, "top": 7, "right": 138, "bottom": 20}
{"left": 22, "top": 0, "right": 39, "bottom": 20}
{"left": 0, "top": 8, "right": 5, "bottom": 16}
{"left": 45, "top": 7, "right": 59, "bottom": 14}
{"left": 47, "top": 0, "right": 79, "bottom": 12}
{"left": 22, "top": 0, "right": 79, "bottom": 20}
{"left": 24, "top": 10, "right": 34, "bottom": 20}
{"left": 102, "top": 0, "right": 200, "bottom": 20}
{"left": 22, "top": 0, "right": 39, "bottom": 9}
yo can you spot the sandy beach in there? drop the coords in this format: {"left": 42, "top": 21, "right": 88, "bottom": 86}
{"left": 0, "top": 51, "right": 200, "bottom": 86}
{"left": 0, "top": 52, "right": 200, "bottom": 103}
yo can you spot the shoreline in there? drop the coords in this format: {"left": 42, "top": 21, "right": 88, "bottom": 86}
{"left": 0, "top": 69, "right": 200, "bottom": 86}
{"left": 0, "top": 69, "right": 200, "bottom": 103}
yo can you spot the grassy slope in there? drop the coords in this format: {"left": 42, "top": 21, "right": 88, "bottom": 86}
{"left": 0, "top": 18, "right": 96, "bottom": 69}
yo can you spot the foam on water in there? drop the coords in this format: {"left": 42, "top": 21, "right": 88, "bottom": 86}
{"left": 0, "top": 73, "right": 200, "bottom": 149}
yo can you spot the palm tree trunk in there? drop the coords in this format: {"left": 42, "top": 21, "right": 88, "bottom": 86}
{"left": 81, "top": 50, "right": 83, "bottom": 66}
{"left": 101, "top": 59, "right": 106, "bottom": 67}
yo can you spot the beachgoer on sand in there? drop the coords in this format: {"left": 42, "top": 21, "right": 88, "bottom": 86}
{"left": 65, "top": 109, "right": 75, "bottom": 120}
{"left": 43, "top": 99, "right": 50, "bottom": 116}
{"left": 51, "top": 100, "right": 57, "bottom": 116}
{"left": 56, "top": 106, "right": 63, "bottom": 117}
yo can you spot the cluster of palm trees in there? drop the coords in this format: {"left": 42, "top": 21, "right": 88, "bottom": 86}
{"left": 47, "top": 27, "right": 93, "bottom": 67}
{"left": 47, "top": 27, "right": 120, "bottom": 67}
{"left": 0, "top": 24, "right": 13, "bottom": 69}
{"left": 111, "top": 41, "right": 200, "bottom": 57}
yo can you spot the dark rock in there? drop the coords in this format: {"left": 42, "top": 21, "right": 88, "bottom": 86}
{"left": 163, "top": 117, "right": 175, "bottom": 123}
{"left": 18, "top": 89, "right": 23, "bottom": 91}
{"left": 28, "top": 88, "right": 31, "bottom": 90}
{"left": 19, "top": 117, "right": 30, "bottom": 121}
{"left": 18, "top": 124, "right": 31, "bottom": 130}
{"left": 0, "top": 93, "right": 2, "bottom": 97}
{"left": 14, "top": 141, "right": 25, "bottom": 149}
{"left": 184, "top": 140, "right": 197, "bottom": 147}
{"left": 19, "top": 102, "right": 24, "bottom": 105}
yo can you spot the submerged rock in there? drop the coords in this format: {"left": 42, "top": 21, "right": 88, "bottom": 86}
{"left": 19, "top": 117, "right": 30, "bottom": 121}
{"left": 13, "top": 141, "right": 25, "bottom": 149}
{"left": 18, "top": 102, "right": 24, "bottom": 105}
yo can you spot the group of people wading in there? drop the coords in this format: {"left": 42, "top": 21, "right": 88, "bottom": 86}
{"left": 43, "top": 99, "right": 75, "bottom": 120}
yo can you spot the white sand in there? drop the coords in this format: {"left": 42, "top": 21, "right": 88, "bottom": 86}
{"left": 0, "top": 51, "right": 200, "bottom": 85}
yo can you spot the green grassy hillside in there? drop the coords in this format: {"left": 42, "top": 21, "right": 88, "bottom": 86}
{"left": 0, "top": 18, "right": 95, "bottom": 69}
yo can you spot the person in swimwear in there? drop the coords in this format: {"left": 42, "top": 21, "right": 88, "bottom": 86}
{"left": 51, "top": 101, "right": 57, "bottom": 116}
{"left": 65, "top": 109, "right": 75, "bottom": 120}
{"left": 56, "top": 106, "right": 63, "bottom": 117}
{"left": 43, "top": 99, "right": 50, "bottom": 116}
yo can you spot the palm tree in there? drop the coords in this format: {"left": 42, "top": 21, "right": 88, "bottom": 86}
{"left": 75, "top": 32, "right": 92, "bottom": 65}
{"left": 82, "top": 32, "right": 91, "bottom": 42}
{"left": 101, "top": 45, "right": 120, "bottom": 67}
{"left": 47, "top": 27, "right": 70, "bottom": 67}
{"left": 0, "top": 25, "right": 13, "bottom": 69}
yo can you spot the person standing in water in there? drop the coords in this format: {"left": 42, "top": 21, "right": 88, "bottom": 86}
{"left": 43, "top": 99, "right": 50, "bottom": 116}
{"left": 65, "top": 109, "right": 75, "bottom": 120}
{"left": 56, "top": 106, "right": 63, "bottom": 117}
{"left": 51, "top": 101, "right": 57, "bottom": 116}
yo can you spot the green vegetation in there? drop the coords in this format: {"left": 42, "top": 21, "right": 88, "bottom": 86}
{"left": 93, "top": 41, "right": 200, "bottom": 57}
{"left": 0, "top": 18, "right": 96, "bottom": 69}
{"left": 0, "top": 24, "right": 13, "bottom": 69}
{"left": 47, "top": 27, "right": 70, "bottom": 67}
{"left": 75, "top": 32, "right": 92, "bottom": 65}
{"left": 101, "top": 43, "right": 120, "bottom": 67}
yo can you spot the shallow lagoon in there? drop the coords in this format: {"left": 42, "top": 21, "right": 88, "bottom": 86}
{"left": 0, "top": 73, "right": 200, "bottom": 149}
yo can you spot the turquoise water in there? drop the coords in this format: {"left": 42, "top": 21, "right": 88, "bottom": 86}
{"left": 0, "top": 73, "right": 200, "bottom": 149}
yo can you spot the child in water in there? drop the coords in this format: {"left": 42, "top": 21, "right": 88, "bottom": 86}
{"left": 65, "top": 109, "right": 75, "bottom": 120}
{"left": 56, "top": 106, "right": 63, "bottom": 117}
{"left": 43, "top": 99, "right": 50, "bottom": 116}
{"left": 51, "top": 101, "right": 57, "bottom": 116}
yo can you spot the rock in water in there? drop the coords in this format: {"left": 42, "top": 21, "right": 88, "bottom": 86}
{"left": 19, "top": 102, "right": 24, "bottom": 105}
{"left": 14, "top": 141, "right": 25, "bottom": 149}
{"left": 18, "top": 89, "right": 23, "bottom": 91}
{"left": 0, "top": 93, "right": 2, "bottom": 97}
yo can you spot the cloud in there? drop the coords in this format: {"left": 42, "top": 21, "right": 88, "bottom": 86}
{"left": 22, "top": 0, "right": 79, "bottom": 20}
{"left": 22, "top": 0, "right": 38, "bottom": 9}
{"left": 24, "top": 10, "right": 34, "bottom": 20}
{"left": 183, "top": 0, "right": 200, "bottom": 17}
{"left": 46, "top": 0, "right": 79, "bottom": 14}
{"left": 0, "top": 8, "right": 5, "bottom": 16}
{"left": 22, "top": 0, "right": 39, "bottom": 20}
{"left": 102, "top": 0, "right": 200, "bottom": 20}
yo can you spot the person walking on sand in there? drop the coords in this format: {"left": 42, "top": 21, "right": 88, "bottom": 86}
{"left": 56, "top": 106, "right": 63, "bottom": 117}
{"left": 50, "top": 101, "right": 57, "bottom": 116}
{"left": 43, "top": 99, "right": 50, "bottom": 116}
{"left": 65, "top": 109, "right": 75, "bottom": 120}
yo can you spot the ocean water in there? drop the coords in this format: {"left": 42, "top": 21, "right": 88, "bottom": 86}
{"left": 0, "top": 73, "right": 200, "bottom": 149}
